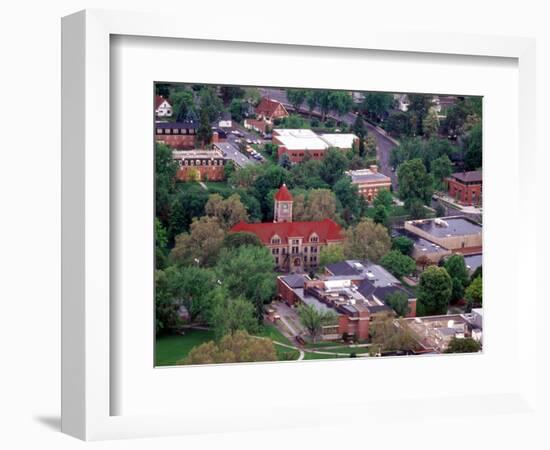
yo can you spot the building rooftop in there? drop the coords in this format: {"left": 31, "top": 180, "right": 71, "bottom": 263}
{"left": 279, "top": 274, "right": 308, "bottom": 289}
{"left": 273, "top": 129, "right": 329, "bottom": 150}
{"left": 325, "top": 260, "right": 399, "bottom": 287}
{"left": 155, "top": 120, "right": 198, "bottom": 130}
{"left": 347, "top": 168, "right": 392, "bottom": 184}
{"left": 319, "top": 133, "right": 358, "bottom": 149}
{"left": 450, "top": 170, "right": 482, "bottom": 183}
{"left": 464, "top": 253, "right": 482, "bottom": 274}
{"left": 155, "top": 95, "right": 171, "bottom": 108}
{"left": 172, "top": 149, "right": 224, "bottom": 159}
{"left": 408, "top": 216, "right": 482, "bottom": 238}
{"left": 256, "top": 97, "right": 288, "bottom": 117}
{"left": 392, "top": 229, "right": 450, "bottom": 254}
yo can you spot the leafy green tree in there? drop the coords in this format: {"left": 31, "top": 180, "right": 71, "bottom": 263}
{"left": 303, "top": 189, "right": 339, "bottom": 222}
{"left": 343, "top": 218, "right": 392, "bottom": 262}
{"left": 352, "top": 114, "right": 367, "bottom": 139}
{"left": 220, "top": 86, "right": 245, "bottom": 104}
{"left": 328, "top": 91, "right": 353, "bottom": 116}
{"left": 224, "top": 159, "right": 236, "bottom": 180}
{"left": 167, "top": 185, "right": 209, "bottom": 241}
{"left": 386, "top": 291, "right": 410, "bottom": 317}
{"left": 435, "top": 203, "right": 446, "bottom": 217}
{"left": 364, "top": 135, "right": 377, "bottom": 157}
{"left": 444, "top": 337, "right": 481, "bottom": 353}
{"left": 408, "top": 199, "right": 428, "bottom": 219}
{"left": 392, "top": 236, "right": 414, "bottom": 256}
{"left": 422, "top": 109, "right": 440, "bottom": 138}
{"left": 361, "top": 92, "right": 394, "bottom": 121}
{"left": 155, "top": 218, "right": 169, "bottom": 269}
{"left": 397, "top": 158, "right": 433, "bottom": 210}
{"left": 182, "top": 330, "right": 277, "bottom": 365}
{"left": 210, "top": 296, "right": 259, "bottom": 340}
{"left": 155, "top": 143, "right": 178, "bottom": 224}
{"left": 198, "top": 86, "right": 224, "bottom": 122}
{"left": 278, "top": 153, "right": 292, "bottom": 169}
{"left": 279, "top": 114, "right": 308, "bottom": 129}
{"left": 417, "top": 266, "right": 452, "bottom": 316}
{"left": 319, "top": 245, "right": 345, "bottom": 271}
{"left": 431, "top": 154, "right": 453, "bottom": 190}
{"left": 155, "top": 83, "right": 170, "bottom": 97}
{"left": 222, "top": 232, "right": 263, "bottom": 250}
{"left": 386, "top": 110, "right": 413, "bottom": 137}
{"left": 444, "top": 254, "right": 470, "bottom": 302}
{"left": 290, "top": 159, "right": 327, "bottom": 190}
{"left": 407, "top": 94, "right": 434, "bottom": 136}
{"left": 297, "top": 304, "right": 337, "bottom": 343}
{"left": 465, "top": 275, "right": 482, "bottom": 308}
{"left": 370, "top": 318, "right": 417, "bottom": 352}
{"left": 197, "top": 106, "right": 213, "bottom": 147}
{"left": 333, "top": 176, "right": 362, "bottom": 225}
{"left": 373, "top": 204, "right": 389, "bottom": 226}
{"left": 215, "top": 245, "right": 276, "bottom": 322}
{"left": 287, "top": 88, "right": 308, "bottom": 112}
{"left": 229, "top": 98, "right": 246, "bottom": 122}
{"left": 155, "top": 269, "right": 182, "bottom": 335}
{"left": 320, "top": 148, "right": 348, "bottom": 186}
{"left": 380, "top": 250, "right": 416, "bottom": 278}
{"left": 373, "top": 189, "right": 393, "bottom": 209}
{"left": 171, "top": 89, "right": 195, "bottom": 122}
{"left": 464, "top": 122, "right": 482, "bottom": 170}
{"left": 170, "top": 216, "right": 226, "bottom": 267}
{"left": 205, "top": 193, "right": 249, "bottom": 230}
{"left": 253, "top": 165, "right": 292, "bottom": 219}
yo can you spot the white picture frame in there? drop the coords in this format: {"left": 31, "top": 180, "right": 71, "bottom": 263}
{"left": 61, "top": 9, "right": 540, "bottom": 441}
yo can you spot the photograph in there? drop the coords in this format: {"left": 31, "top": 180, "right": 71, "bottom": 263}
{"left": 154, "top": 83, "right": 483, "bottom": 366}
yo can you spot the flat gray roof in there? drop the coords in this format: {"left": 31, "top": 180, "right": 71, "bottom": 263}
{"left": 412, "top": 217, "right": 482, "bottom": 238}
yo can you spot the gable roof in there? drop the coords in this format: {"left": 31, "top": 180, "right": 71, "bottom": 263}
{"left": 255, "top": 97, "right": 288, "bottom": 118}
{"left": 274, "top": 184, "right": 293, "bottom": 201}
{"left": 230, "top": 218, "right": 343, "bottom": 245}
{"left": 450, "top": 170, "right": 482, "bottom": 183}
{"left": 155, "top": 95, "right": 171, "bottom": 109}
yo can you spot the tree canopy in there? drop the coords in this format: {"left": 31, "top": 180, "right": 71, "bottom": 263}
{"left": 380, "top": 250, "right": 416, "bottom": 278}
{"left": 444, "top": 254, "right": 470, "bottom": 302}
{"left": 297, "top": 304, "right": 337, "bottom": 343}
{"left": 343, "top": 218, "right": 392, "bottom": 262}
{"left": 397, "top": 158, "right": 433, "bottom": 210}
{"left": 417, "top": 266, "right": 452, "bottom": 316}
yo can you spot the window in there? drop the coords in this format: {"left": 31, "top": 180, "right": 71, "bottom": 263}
{"left": 310, "top": 246, "right": 318, "bottom": 253}
{"left": 310, "top": 234, "right": 319, "bottom": 243}
{"left": 156, "top": 128, "right": 163, "bottom": 134}
{"left": 165, "top": 129, "right": 171, "bottom": 134}
{"left": 271, "top": 236, "right": 281, "bottom": 245}
{"left": 291, "top": 246, "right": 299, "bottom": 254}
{"left": 275, "top": 257, "right": 279, "bottom": 265}
{"left": 173, "top": 129, "right": 179, "bottom": 134}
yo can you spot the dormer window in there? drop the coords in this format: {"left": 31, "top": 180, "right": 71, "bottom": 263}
{"left": 271, "top": 235, "right": 281, "bottom": 245}
{"left": 310, "top": 234, "right": 319, "bottom": 243}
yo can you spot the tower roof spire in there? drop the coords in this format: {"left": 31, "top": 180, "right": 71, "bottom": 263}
{"left": 274, "top": 183, "right": 293, "bottom": 202}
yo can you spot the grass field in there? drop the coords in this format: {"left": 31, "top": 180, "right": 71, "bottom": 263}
{"left": 302, "top": 351, "right": 350, "bottom": 360}
{"left": 155, "top": 329, "right": 215, "bottom": 366}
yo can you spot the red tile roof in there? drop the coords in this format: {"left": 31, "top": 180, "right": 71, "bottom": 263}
{"left": 230, "top": 218, "right": 344, "bottom": 245}
{"left": 274, "top": 184, "right": 293, "bottom": 201}
{"left": 155, "top": 95, "right": 171, "bottom": 109}
{"left": 255, "top": 97, "right": 288, "bottom": 118}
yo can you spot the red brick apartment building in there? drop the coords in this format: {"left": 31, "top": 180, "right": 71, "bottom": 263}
{"left": 172, "top": 150, "right": 225, "bottom": 181}
{"left": 347, "top": 166, "right": 392, "bottom": 202}
{"left": 155, "top": 121, "right": 198, "bottom": 149}
{"left": 230, "top": 184, "right": 344, "bottom": 272}
{"left": 446, "top": 170, "right": 482, "bottom": 206}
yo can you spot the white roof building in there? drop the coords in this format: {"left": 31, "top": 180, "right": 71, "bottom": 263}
{"left": 273, "top": 129, "right": 329, "bottom": 150}
{"left": 319, "top": 133, "right": 358, "bottom": 149}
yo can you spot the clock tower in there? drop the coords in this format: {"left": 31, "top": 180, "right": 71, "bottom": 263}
{"left": 273, "top": 184, "right": 293, "bottom": 223}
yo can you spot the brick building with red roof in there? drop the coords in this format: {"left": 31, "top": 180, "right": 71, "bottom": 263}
{"left": 255, "top": 97, "right": 289, "bottom": 122}
{"left": 230, "top": 184, "right": 344, "bottom": 272}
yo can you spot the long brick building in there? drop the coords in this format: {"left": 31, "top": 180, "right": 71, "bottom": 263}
{"left": 155, "top": 120, "right": 198, "bottom": 149}
{"left": 172, "top": 150, "right": 225, "bottom": 181}
{"left": 230, "top": 184, "right": 344, "bottom": 272}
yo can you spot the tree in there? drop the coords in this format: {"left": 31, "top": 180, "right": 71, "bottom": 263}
{"left": 352, "top": 114, "right": 367, "bottom": 139}
{"left": 220, "top": 86, "right": 245, "bottom": 104}
{"left": 155, "top": 218, "right": 169, "bottom": 269}
{"left": 444, "top": 337, "right": 481, "bottom": 353}
{"left": 297, "top": 304, "right": 337, "bottom": 343}
{"left": 167, "top": 185, "right": 209, "bottom": 241}
{"left": 385, "top": 111, "right": 412, "bottom": 137}
{"left": 320, "top": 148, "right": 348, "bottom": 186}
{"left": 278, "top": 153, "right": 292, "bottom": 169}
{"left": 464, "top": 122, "right": 482, "bottom": 170}
{"left": 397, "top": 158, "right": 433, "bottom": 210}
{"left": 435, "top": 203, "right": 446, "bottom": 217}
{"left": 392, "top": 236, "right": 414, "bottom": 256}
{"left": 162, "top": 265, "right": 218, "bottom": 323}
{"left": 197, "top": 106, "right": 213, "bottom": 147}
{"left": 422, "top": 109, "right": 440, "bottom": 138}
{"left": 417, "top": 266, "right": 452, "bottom": 316}
{"left": 407, "top": 94, "right": 434, "bottom": 136}
{"left": 444, "top": 254, "right": 470, "bottom": 302}
{"left": 333, "top": 177, "right": 362, "bottom": 225}
{"left": 416, "top": 255, "right": 433, "bottom": 271}
{"left": 215, "top": 245, "right": 276, "bottom": 322}
{"left": 408, "top": 198, "right": 428, "bottom": 219}
{"left": 370, "top": 318, "right": 417, "bottom": 353}
{"left": 210, "top": 296, "right": 259, "bottom": 340}
{"left": 229, "top": 98, "right": 246, "bottom": 122}
{"left": 465, "top": 275, "right": 482, "bottom": 308}
{"left": 431, "top": 155, "right": 453, "bottom": 190}
{"left": 386, "top": 292, "right": 410, "bottom": 317}
{"left": 224, "top": 159, "right": 236, "bottom": 180}
{"left": 155, "top": 269, "right": 182, "bottom": 335}
{"left": 182, "top": 331, "right": 277, "bottom": 365}
{"left": 287, "top": 88, "right": 308, "bottom": 113}
{"left": 364, "top": 135, "right": 377, "bottom": 156}
{"left": 343, "top": 218, "right": 392, "bottom": 262}
{"left": 205, "top": 193, "right": 249, "bottom": 230}
{"left": 328, "top": 91, "right": 353, "bottom": 116}
{"left": 373, "top": 189, "right": 393, "bottom": 209}
{"left": 171, "top": 88, "right": 195, "bottom": 122}
{"left": 170, "top": 216, "right": 226, "bottom": 267}
{"left": 380, "top": 250, "right": 416, "bottom": 278}
{"left": 319, "top": 245, "right": 345, "bottom": 271}
{"left": 372, "top": 204, "right": 389, "bottom": 226}
{"left": 155, "top": 143, "right": 178, "bottom": 224}
{"left": 198, "top": 86, "right": 224, "bottom": 122}
{"left": 304, "top": 189, "right": 339, "bottom": 222}
{"left": 361, "top": 92, "right": 394, "bottom": 121}
{"left": 222, "top": 231, "right": 263, "bottom": 250}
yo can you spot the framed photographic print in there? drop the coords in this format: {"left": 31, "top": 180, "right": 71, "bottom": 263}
{"left": 62, "top": 8, "right": 540, "bottom": 442}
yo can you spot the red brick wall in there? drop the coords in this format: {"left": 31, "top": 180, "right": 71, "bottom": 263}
{"left": 156, "top": 134, "right": 196, "bottom": 150}
{"left": 407, "top": 299, "right": 417, "bottom": 318}
{"left": 447, "top": 179, "right": 482, "bottom": 206}
{"left": 338, "top": 313, "right": 370, "bottom": 341}
{"left": 277, "top": 278, "right": 299, "bottom": 306}
{"left": 277, "top": 146, "right": 326, "bottom": 163}
{"left": 176, "top": 165, "right": 224, "bottom": 182}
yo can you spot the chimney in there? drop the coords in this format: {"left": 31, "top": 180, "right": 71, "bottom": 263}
{"left": 212, "top": 131, "right": 219, "bottom": 144}
{"left": 370, "top": 164, "right": 378, "bottom": 173}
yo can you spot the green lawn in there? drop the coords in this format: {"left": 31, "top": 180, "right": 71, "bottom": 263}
{"left": 155, "top": 329, "right": 215, "bottom": 366}
{"left": 317, "top": 346, "right": 371, "bottom": 355}
{"left": 303, "top": 351, "right": 350, "bottom": 360}
{"left": 257, "top": 324, "right": 300, "bottom": 361}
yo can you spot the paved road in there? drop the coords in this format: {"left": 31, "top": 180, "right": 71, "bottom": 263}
{"left": 258, "top": 87, "right": 399, "bottom": 186}
{"left": 214, "top": 140, "right": 256, "bottom": 167}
